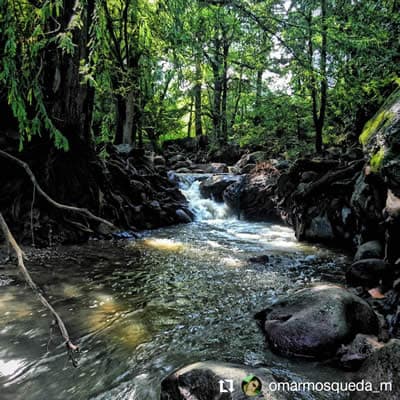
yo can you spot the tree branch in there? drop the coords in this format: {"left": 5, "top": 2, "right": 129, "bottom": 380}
{"left": 0, "top": 213, "right": 79, "bottom": 365}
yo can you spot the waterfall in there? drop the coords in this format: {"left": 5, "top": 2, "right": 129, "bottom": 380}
{"left": 177, "top": 174, "right": 231, "bottom": 221}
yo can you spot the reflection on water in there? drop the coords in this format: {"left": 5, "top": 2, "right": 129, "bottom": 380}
{"left": 0, "top": 176, "right": 351, "bottom": 400}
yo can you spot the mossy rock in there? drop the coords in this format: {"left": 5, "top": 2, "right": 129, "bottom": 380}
{"left": 360, "top": 89, "right": 400, "bottom": 191}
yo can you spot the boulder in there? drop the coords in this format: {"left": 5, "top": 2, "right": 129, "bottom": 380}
{"left": 255, "top": 284, "right": 379, "bottom": 358}
{"left": 223, "top": 167, "right": 281, "bottom": 221}
{"left": 200, "top": 175, "right": 241, "bottom": 202}
{"left": 336, "top": 334, "right": 383, "bottom": 370}
{"left": 176, "top": 209, "right": 193, "bottom": 223}
{"left": 351, "top": 339, "right": 400, "bottom": 399}
{"left": 174, "top": 160, "right": 192, "bottom": 170}
{"left": 346, "top": 258, "right": 389, "bottom": 287}
{"left": 208, "top": 144, "right": 241, "bottom": 165}
{"left": 160, "top": 361, "right": 289, "bottom": 400}
{"left": 233, "top": 151, "right": 268, "bottom": 174}
{"left": 361, "top": 88, "right": 400, "bottom": 196}
{"left": 169, "top": 154, "right": 186, "bottom": 165}
{"left": 354, "top": 241, "right": 383, "bottom": 262}
{"left": 154, "top": 155, "right": 166, "bottom": 166}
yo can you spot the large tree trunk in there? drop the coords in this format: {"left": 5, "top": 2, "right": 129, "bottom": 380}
{"left": 122, "top": 91, "right": 135, "bottom": 145}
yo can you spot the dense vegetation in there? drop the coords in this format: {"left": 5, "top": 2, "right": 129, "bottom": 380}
{"left": 1, "top": 0, "right": 399, "bottom": 157}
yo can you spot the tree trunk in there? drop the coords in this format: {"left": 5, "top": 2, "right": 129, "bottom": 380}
{"left": 122, "top": 91, "right": 135, "bottom": 145}
{"left": 221, "top": 39, "right": 230, "bottom": 144}
{"left": 254, "top": 69, "right": 263, "bottom": 126}
{"left": 194, "top": 58, "right": 203, "bottom": 137}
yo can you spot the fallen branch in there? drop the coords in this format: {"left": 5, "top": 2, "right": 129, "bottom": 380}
{"left": 0, "top": 149, "right": 115, "bottom": 229}
{"left": 0, "top": 212, "right": 79, "bottom": 365}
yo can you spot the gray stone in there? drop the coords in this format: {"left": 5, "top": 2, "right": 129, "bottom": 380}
{"left": 354, "top": 241, "right": 383, "bottom": 262}
{"left": 256, "top": 284, "right": 379, "bottom": 358}
{"left": 346, "top": 258, "right": 388, "bottom": 287}
{"left": 200, "top": 175, "right": 241, "bottom": 202}
{"left": 351, "top": 339, "right": 400, "bottom": 399}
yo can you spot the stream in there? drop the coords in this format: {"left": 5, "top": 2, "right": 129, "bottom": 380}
{"left": 0, "top": 174, "right": 352, "bottom": 399}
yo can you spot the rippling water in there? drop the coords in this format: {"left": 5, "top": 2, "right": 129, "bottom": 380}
{"left": 0, "top": 175, "right": 351, "bottom": 399}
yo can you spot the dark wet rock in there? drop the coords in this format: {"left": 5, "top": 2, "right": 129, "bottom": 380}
{"left": 354, "top": 240, "right": 383, "bottom": 261}
{"left": 346, "top": 258, "right": 389, "bottom": 287}
{"left": 276, "top": 159, "right": 364, "bottom": 246}
{"left": 174, "top": 160, "right": 192, "bottom": 170}
{"left": 154, "top": 155, "right": 166, "bottom": 166}
{"left": 208, "top": 143, "right": 242, "bottom": 165}
{"left": 223, "top": 166, "right": 281, "bottom": 221}
{"left": 232, "top": 151, "right": 268, "bottom": 174}
{"left": 160, "top": 361, "right": 288, "bottom": 400}
{"left": 200, "top": 175, "right": 241, "bottom": 202}
{"left": 351, "top": 339, "right": 400, "bottom": 399}
{"left": 176, "top": 209, "right": 192, "bottom": 223}
{"left": 248, "top": 255, "right": 270, "bottom": 264}
{"left": 176, "top": 167, "right": 192, "bottom": 174}
{"left": 304, "top": 212, "right": 335, "bottom": 241}
{"left": 169, "top": 154, "right": 187, "bottom": 165}
{"left": 255, "top": 284, "right": 379, "bottom": 359}
{"left": 336, "top": 334, "right": 383, "bottom": 370}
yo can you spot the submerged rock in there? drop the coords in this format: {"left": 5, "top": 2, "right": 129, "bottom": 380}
{"left": 160, "top": 361, "right": 288, "bottom": 400}
{"left": 255, "top": 284, "right": 379, "bottom": 359}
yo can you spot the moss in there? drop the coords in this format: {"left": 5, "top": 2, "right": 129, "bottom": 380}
{"left": 360, "top": 88, "right": 400, "bottom": 146}
{"left": 370, "top": 148, "right": 385, "bottom": 173}
{"left": 360, "top": 110, "right": 394, "bottom": 146}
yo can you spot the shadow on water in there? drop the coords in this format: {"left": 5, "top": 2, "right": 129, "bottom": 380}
{"left": 0, "top": 175, "right": 352, "bottom": 399}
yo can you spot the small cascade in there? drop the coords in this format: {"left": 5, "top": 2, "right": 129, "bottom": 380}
{"left": 178, "top": 174, "right": 232, "bottom": 221}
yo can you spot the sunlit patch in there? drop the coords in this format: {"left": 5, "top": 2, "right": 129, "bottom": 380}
{"left": 0, "top": 359, "right": 25, "bottom": 377}
{"left": 86, "top": 294, "right": 122, "bottom": 332}
{"left": 62, "top": 283, "right": 81, "bottom": 298}
{"left": 206, "top": 240, "right": 222, "bottom": 248}
{"left": 221, "top": 257, "right": 243, "bottom": 268}
{"left": 114, "top": 322, "right": 151, "bottom": 349}
{"left": 142, "top": 238, "right": 186, "bottom": 252}
{"left": 0, "top": 292, "right": 33, "bottom": 320}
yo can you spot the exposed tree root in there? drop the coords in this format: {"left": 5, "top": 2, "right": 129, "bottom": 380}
{"left": 0, "top": 212, "right": 79, "bottom": 366}
{"left": 0, "top": 149, "right": 115, "bottom": 229}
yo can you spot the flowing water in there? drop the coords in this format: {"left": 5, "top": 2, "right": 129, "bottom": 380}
{"left": 0, "top": 174, "right": 351, "bottom": 399}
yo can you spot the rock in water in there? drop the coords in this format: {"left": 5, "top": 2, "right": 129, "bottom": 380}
{"left": 160, "top": 361, "right": 288, "bottom": 400}
{"left": 255, "top": 284, "right": 379, "bottom": 358}
{"left": 351, "top": 339, "right": 400, "bottom": 399}
{"left": 199, "top": 175, "right": 241, "bottom": 202}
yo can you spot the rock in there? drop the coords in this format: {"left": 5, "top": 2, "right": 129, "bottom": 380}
{"left": 336, "top": 334, "right": 384, "bottom": 370}
{"left": 346, "top": 258, "right": 389, "bottom": 287}
{"left": 169, "top": 154, "right": 186, "bottom": 165}
{"left": 210, "top": 163, "right": 228, "bottom": 173}
{"left": 361, "top": 88, "right": 400, "bottom": 196}
{"left": 208, "top": 143, "right": 242, "bottom": 165}
{"left": 176, "top": 209, "right": 192, "bottom": 223}
{"left": 351, "top": 339, "right": 400, "bottom": 399}
{"left": 223, "top": 167, "right": 281, "bottom": 221}
{"left": 233, "top": 151, "right": 268, "bottom": 174}
{"left": 304, "top": 212, "right": 335, "bottom": 241}
{"left": 199, "top": 175, "right": 241, "bottom": 202}
{"left": 240, "top": 163, "right": 256, "bottom": 174}
{"left": 248, "top": 255, "right": 270, "bottom": 264}
{"left": 354, "top": 241, "right": 383, "bottom": 261}
{"left": 173, "top": 160, "right": 192, "bottom": 170}
{"left": 175, "top": 167, "right": 192, "bottom": 174}
{"left": 300, "top": 171, "right": 319, "bottom": 183}
{"left": 255, "top": 284, "right": 379, "bottom": 358}
{"left": 160, "top": 361, "right": 288, "bottom": 400}
{"left": 153, "top": 155, "right": 166, "bottom": 166}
